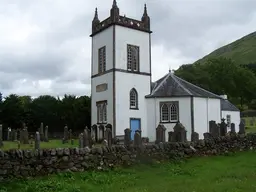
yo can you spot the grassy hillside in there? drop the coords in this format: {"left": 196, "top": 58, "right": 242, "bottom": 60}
{"left": 195, "top": 31, "right": 256, "bottom": 65}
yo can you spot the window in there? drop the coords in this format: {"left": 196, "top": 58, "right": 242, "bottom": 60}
{"left": 161, "top": 104, "right": 169, "bottom": 122}
{"left": 127, "top": 44, "right": 139, "bottom": 72}
{"left": 226, "top": 115, "right": 231, "bottom": 127}
{"left": 97, "top": 101, "right": 107, "bottom": 123}
{"left": 98, "top": 46, "right": 106, "bottom": 73}
{"left": 160, "top": 101, "right": 179, "bottom": 123}
{"left": 130, "top": 88, "right": 138, "bottom": 109}
{"left": 170, "top": 103, "right": 178, "bottom": 121}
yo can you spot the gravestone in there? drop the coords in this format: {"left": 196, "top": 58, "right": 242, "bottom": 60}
{"left": 239, "top": 120, "right": 245, "bottom": 135}
{"left": 230, "top": 123, "right": 236, "bottom": 135}
{"left": 168, "top": 131, "right": 174, "bottom": 142}
{"left": 85, "top": 126, "right": 93, "bottom": 147}
{"left": 13, "top": 130, "right": 17, "bottom": 141}
{"left": 83, "top": 129, "right": 90, "bottom": 147}
{"left": 98, "top": 124, "right": 104, "bottom": 140}
{"left": 124, "top": 128, "right": 131, "bottom": 146}
{"left": 71, "top": 139, "right": 74, "bottom": 145}
{"left": 92, "top": 124, "right": 98, "bottom": 142}
{"left": 0, "top": 124, "right": 3, "bottom": 147}
{"left": 69, "top": 129, "right": 72, "bottom": 140}
{"left": 203, "top": 132, "right": 213, "bottom": 139}
{"left": 44, "top": 126, "right": 49, "bottom": 142}
{"left": 209, "top": 120, "right": 220, "bottom": 137}
{"left": 35, "top": 132, "right": 40, "bottom": 150}
{"left": 79, "top": 133, "right": 84, "bottom": 148}
{"left": 63, "top": 125, "right": 69, "bottom": 143}
{"left": 105, "top": 128, "right": 112, "bottom": 147}
{"left": 7, "top": 127, "right": 11, "bottom": 141}
{"left": 219, "top": 118, "right": 227, "bottom": 136}
{"left": 172, "top": 122, "right": 187, "bottom": 142}
{"left": 39, "top": 122, "right": 45, "bottom": 141}
{"left": 191, "top": 132, "right": 199, "bottom": 142}
{"left": 155, "top": 124, "right": 166, "bottom": 144}
{"left": 134, "top": 131, "right": 142, "bottom": 147}
{"left": 23, "top": 127, "right": 29, "bottom": 144}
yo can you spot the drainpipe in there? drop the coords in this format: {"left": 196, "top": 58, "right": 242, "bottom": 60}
{"left": 207, "top": 97, "right": 209, "bottom": 132}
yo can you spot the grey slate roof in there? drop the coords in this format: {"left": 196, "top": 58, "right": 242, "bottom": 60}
{"left": 146, "top": 71, "right": 221, "bottom": 98}
{"left": 221, "top": 99, "right": 240, "bottom": 111}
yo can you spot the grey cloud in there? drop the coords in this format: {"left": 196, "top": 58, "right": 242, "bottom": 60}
{"left": 0, "top": 0, "right": 256, "bottom": 97}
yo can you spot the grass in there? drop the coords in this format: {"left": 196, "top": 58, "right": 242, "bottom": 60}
{"left": 2, "top": 151, "right": 256, "bottom": 192}
{"left": 195, "top": 31, "right": 256, "bottom": 65}
{"left": 243, "top": 117, "right": 256, "bottom": 133}
{"left": 0, "top": 139, "right": 79, "bottom": 151}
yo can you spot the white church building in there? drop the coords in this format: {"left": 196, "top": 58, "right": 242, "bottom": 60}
{"left": 90, "top": 1, "right": 240, "bottom": 141}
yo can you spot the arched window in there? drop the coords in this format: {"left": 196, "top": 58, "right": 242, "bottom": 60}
{"left": 130, "top": 88, "right": 138, "bottom": 109}
{"left": 170, "top": 103, "right": 178, "bottom": 121}
{"left": 161, "top": 104, "right": 169, "bottom": 122}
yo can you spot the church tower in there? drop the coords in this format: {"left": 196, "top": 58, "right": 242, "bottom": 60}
{"left": 90, "top": 1, "right": 152, "bottom": 139}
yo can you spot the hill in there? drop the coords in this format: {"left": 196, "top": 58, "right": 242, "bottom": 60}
{"left": 195, "top": 31, "right": 256, "bottom": 65}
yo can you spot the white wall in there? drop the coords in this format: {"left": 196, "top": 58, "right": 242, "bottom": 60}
{"left": 115, "top": 25, "right": 150, "bottom": 73}
{"left": 91, "top": 73, "right": 113, "bottom": 127}
{"left": 222, "top": 111, "right": 240, "bottom": 132}
{"left": 91, "top": 26, "right": 113, "bottom": 76}
{"left": 146, "top": 97, "right": 192, "bottom": 141}
{"left": 193, "top": 97, "right": 221, "bottom": 139}
{"left": 115, "top": 72, "right": 151, "bottom": 137}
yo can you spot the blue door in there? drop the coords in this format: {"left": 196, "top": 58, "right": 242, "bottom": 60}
{"left": 130, "top": 119, "right": 140, "bottom": 140}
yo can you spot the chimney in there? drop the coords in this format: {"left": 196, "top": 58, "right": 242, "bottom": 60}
{"left": 220, "top": 95, "right": 227, "bottom": 100}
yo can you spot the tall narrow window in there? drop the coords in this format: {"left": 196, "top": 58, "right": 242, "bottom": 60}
{"left": 130, "top": 88, "right": 138, "bottom": 109}
{"left": 96, "top": 101, "right": 107, "bottom": 123}
{"left": 161, "top": 104, "right": 169, "bottom": 122}
{"left": 170, "top": 103, "right": 178, "bottom": 121}
{"left": 98, "top": 46, "right": 106, "bottom": 73}
{"left": 127, "top": 44, "right": 139, "bottom": 72}
{"left": 226, "top": 115, "right": 231, "bottom": 128}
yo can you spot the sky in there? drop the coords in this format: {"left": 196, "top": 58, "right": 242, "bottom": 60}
{"left": 0, "top": 0, "right": 256, "bottom": 97}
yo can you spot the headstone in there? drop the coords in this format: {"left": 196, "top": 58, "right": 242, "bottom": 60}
{"left": 134, "top": 131, "right": 142, "bottom": 147}
{"left": 105, "top": 128, "right": 112, "bottom": 147}
{"left": 102, "top": 139, "right": 108, "bottom": 147}
{"left": 35, "top": 132, "right": 40, "bottom": 150}
{"left": 69, "top": 129, "right": 72, "bottom": 140}
{"left": 209, "top": 120, "right": 220, "bottom": 137}
{"left": 83, "top": 129, "right": 90, "bottom": 147}
{"left": 71, "top": 139, "right": 74, "bottom": 145}
{"left": 85, "top": 127, "right": 93, "bottom": 147}
{"left": 230, "top": 123, "right": 236, "bottom": 134}
{"left": 168, "top": 131, "right": 174, "bottom": 142}
{"left": 44, "top": 126, "right": 49, "bottom": 142}
{"left": 239, "top": 120, "right": 245, "bottom": 135}
{"left": 155, "top": 124, "right": 166, "bottom": 144}
{"left": 92, "top": 124, "right": 98, "bottom": 142}
{"left": 0, "top": 124, "right": 3, "bottom": 147}
{"left": 172, "top": 122, "right": 187, "bottom": 142}
{"left": 63, "top": 125, "right": 69, "bottom": 143}
{"left": 219, "top": 118, "right": 227, "bottom": 136}
{"left": 203, "top": 132, "right": 213, "bottom": 139}
{"left": 40, "top": 122, "right": 45, "bottom": 141}
{"left": 124, "top": 128, "right": 131, "bottom": 146}
{"left": 98, "top": 124, "right": 104, "bottom": 140}
{"left": 191, "top": 132, "right": 199, "bottom": 142}
{"left": 79, "top": 133, "right": 84, "bottom": 148}
{"left": 13, "top": 130, "right": 17, "bottom": 141}
{"left": 7, "top": 127, "right": 11, "bottom": 141}
{"left": 23, "top": 127, "right": 29, "bottom": 144}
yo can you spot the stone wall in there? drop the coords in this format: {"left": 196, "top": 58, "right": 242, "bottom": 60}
{"left": 1, "top": 133, "right": 256, "bottom": 181}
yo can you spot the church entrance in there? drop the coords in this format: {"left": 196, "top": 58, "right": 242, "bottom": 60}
{"left": 130, "top": 118, "right": 141, "bottom": 140}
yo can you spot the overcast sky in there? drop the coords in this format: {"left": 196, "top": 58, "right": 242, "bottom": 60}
{"left": 0, "top": 0, "right": 255, "bottom": 97}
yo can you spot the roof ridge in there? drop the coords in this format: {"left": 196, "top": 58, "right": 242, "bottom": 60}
{"left": 170, "top": 73, "right": 193, "bottom": 95}
{"left": 174, "top": 74, "right": 222, "bottom": 98}
{"left": 150, "top": 72, "right": 171, "bottom": 95}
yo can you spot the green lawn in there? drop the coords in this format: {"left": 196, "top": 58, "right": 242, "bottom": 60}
{"left": 2, "top": 151, "right": 256, "bottom": 192}
{"left": 0, "top": 139, "right": 78, "bottom": 151}
{"left": 243, "top": 117, "right": 256, "bottom": 133}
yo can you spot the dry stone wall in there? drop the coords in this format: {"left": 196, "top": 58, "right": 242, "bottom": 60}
{"left": 1, "top": 133, "right": 256, "bottom": 181}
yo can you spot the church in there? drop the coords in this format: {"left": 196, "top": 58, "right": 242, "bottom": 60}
{"left": 90, "top": 1, "right": 240, "bottom": 141}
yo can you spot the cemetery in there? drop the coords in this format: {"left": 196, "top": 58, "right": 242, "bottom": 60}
{"left": 1, "top": 117, "right": 256, "bottom": 191}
